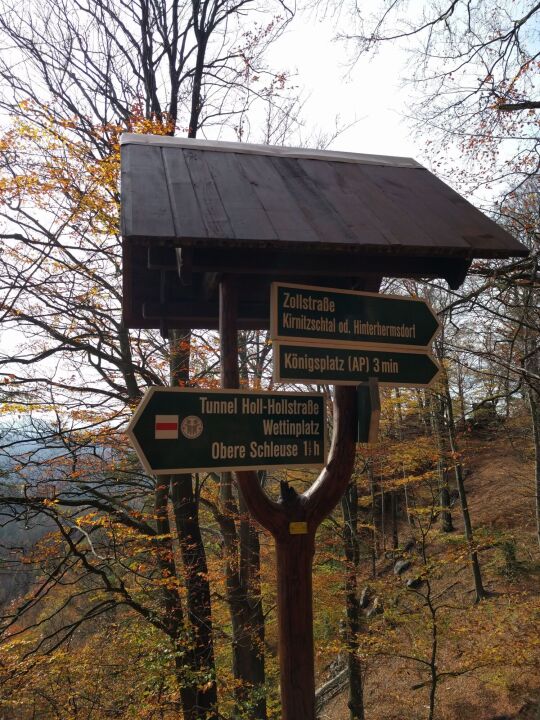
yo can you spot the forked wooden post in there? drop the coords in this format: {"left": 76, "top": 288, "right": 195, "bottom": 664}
{"left": 219, "top": 276, "right": 357, "bottom": 720}
{"left": 121, "top": 133, "right": 529, "bottom": 720}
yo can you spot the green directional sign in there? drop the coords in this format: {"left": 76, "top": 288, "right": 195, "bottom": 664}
{"left": 274, "top": 342, "right": 441, "bottom": 388}
{"left": 271, "top": 282, "right": 440, "bottom": 348}
{"left": 127, "top": 388, "right": 327, "bottom": 475}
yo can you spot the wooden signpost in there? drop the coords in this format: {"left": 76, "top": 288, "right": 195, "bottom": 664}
{"left": 218, "top": 277, "right": 360, "bottom": 720}
{"left": 357, "top": 379, "right": 381, "bottom": 444}
{"left": 121, "top": 135, "right": 527, "bottom": 720}
{"left": 126, "top": 279, "right": 439, "bottom": 720}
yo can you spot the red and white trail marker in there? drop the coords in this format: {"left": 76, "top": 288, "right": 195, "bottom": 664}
{"left": 155, "top": 415, "right": 179, "bottom": 440}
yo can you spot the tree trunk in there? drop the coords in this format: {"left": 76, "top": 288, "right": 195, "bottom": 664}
{"left": 237, "top": 332, "right": 267, "bottom": 711}
{"left": 368, "top": 461, "right": 377, "bottom": 577}
{"left": 456, "top": 364, "right": 467, "bottom": 428}
{"left": 443, "top": 377, "right": 486, "bottom": 602}
{"left": 154, "top": 477, "right": 197, "bottom": 719}
{"left": 217, "top": 486, "right": 266, "bottom": 718}
{"left": 425, "top": 580, "right": 438, "bottom": 720}
{"left": 391, "top": 489, "right": 399, "bottom": 550}
{"left": 526, "top": 384, "right": 540, "bottom": 550}
{"left": 430, "top": 393, "right": 454, "bottom": 533}
{"left": 380, "top": 482, "right": 386, "bottom": 553}
{"left": 341, "top": 480, "right": 365, "bottom": 720}
{"left": 169, "top": 328, "right": 218, "bottom": 718}
{"left": 394, "top": 388, "right": 404, "bottom": 435}
{"left": 415, "top": 389, "right": 430, "bottom": 435}
{"left": 403, "top": 465, "right": 413, "bottom": 527}
{"left": 219, "top": 282, "right": 267, "bottom": 719}
{"left": 171, "top": 474, "right": 219, "bottom": 718}
{"left": 522, "top": 275, "right": 540, "bottom": 550}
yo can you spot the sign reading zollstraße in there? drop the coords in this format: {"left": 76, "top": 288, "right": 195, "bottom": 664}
{"left": 127, "top": 387, "right": 327, "bottom": 475}
{"left": 270, "top": 282, "right": 440, "bottom": 348}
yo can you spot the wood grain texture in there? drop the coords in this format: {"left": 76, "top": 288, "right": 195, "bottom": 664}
{"left": 218, "top": 276, "right": 377, "bottom": 720}
{"left": 121, "top": 143, "right": 527, "bottom": 257}
{"left": 121, "top": 141, "right": 528, "bottom": 329}
{"left": 297, "top": 159, "right": 392, "bottom": 247}
{"left": 121, "top": 144, "right": 175, "bottom": 239}
{"left": 271, "top": 156, "right": 357, "bottom": 245}
{"left": 204, "top": 152, "right": 277, "bottom": 241}
{"left": 183, "top": 149, "right": 234, "bottom": 238}
{"left": 235, "top": 153, "right": 321, "bottom": 244}
{"left": 275, "top": 533, "right": 316, "bottom": 720}
{"left": 162, "top": 147, "right": 207, "bottom": 238}
{"left": 403, "top": 166, "right": 524, "bottom": 253}
{"left": 219, "top": 276, "right": 283, "bottom": 530}
{"left": 345, "top": 162, "right": 438, "bottom": 249}
{"left": 357, "top": 164, "right": 472, "bottom": 249}
{"left": 123, "top": 241, "right": 471, "bottom": 330}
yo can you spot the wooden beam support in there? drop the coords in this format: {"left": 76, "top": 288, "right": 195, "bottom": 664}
{"left": 124, "top": 241, "right": 470, "bottom": 330}
{"left": 147, "top": 246, "right": 176, "bottom": 270}
{"left": 202, "top": 271, "right": 221, "bottom": 300}
{"left": 143, "top": 300, "right": 268, "bottom": 329}
{"left": 218, "top": 275, "right": 364, "bottom": 720}
{"left": 191, "top": 247, "right": 471, "bottom": 288}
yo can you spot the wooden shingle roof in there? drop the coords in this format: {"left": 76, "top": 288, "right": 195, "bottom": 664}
{"left": 120, "top": 134, "right": 528, "bottom": 330}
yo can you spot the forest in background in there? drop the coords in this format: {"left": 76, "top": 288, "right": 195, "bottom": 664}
{"left": 0, "top": 0, "right": 539, "bottom": 718}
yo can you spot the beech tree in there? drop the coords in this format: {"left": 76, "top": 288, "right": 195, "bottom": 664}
{"left": 334, "top": 0, "right": 540, "bottom": 198}
{"left": 0, "top": 1, "right": 295, "bottom": 718}
{"left": 469, "top": 184, "right": 540, "bottom": 547}
{"left": 333, "top": 0, "right": 540, "bottom": 555}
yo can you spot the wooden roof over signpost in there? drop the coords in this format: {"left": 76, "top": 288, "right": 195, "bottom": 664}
{"left": 120, "top": 133, "right": 528, "bottom": 331}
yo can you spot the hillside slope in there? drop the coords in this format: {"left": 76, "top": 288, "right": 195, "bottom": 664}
{"left": 321, "top": 422, "right": 540, "bottom": 720}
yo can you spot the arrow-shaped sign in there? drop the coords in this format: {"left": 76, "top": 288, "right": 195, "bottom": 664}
{"left": 274, "top": 342, "right": 441, "bottom": 388}
{"left": 127, "top": 387, "right": 327, "bottom": 475}
{"left": 271, "top": 282, "right": 440, "bottom": 348}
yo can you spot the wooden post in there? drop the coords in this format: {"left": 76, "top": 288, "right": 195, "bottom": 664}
{"left": 219, "top": 277, "right": 239, "bottom": 389}
{"left": 219, "top": 275, "right": 358, "bottom": 720}
{"left": 275, "top": 532, "right": 316, "bottom": 719}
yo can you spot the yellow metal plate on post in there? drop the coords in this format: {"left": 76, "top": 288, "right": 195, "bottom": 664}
{"left": 289, "top": 521, "right": 308, "bottom": 535}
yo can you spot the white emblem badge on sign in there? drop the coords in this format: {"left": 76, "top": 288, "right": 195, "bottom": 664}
{"left": 181, "top": 415, "right": 204, "bottom": 439}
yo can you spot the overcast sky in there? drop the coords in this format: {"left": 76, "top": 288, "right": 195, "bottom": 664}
{"left": 266, "top": 8, "right": 422, "bottom": 160}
